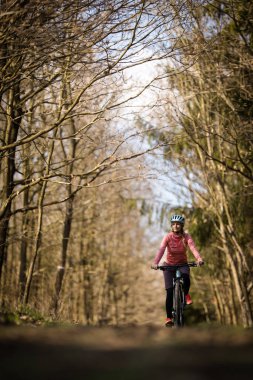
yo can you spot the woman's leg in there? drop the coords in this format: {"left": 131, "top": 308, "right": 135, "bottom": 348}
{"left": 163, "top": 266, "right": 174, "bottom": 318}
{"left": 181, "top": 273, "right": 190, "bottom": 294}
{"left": 180, "top": 267, "right": 190, "bottom": 294}
{"left": 166, "top": 287, "right": 173, "bottom": 318}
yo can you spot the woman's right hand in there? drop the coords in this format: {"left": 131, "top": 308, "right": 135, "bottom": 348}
{"left": 197, "top": 258, "right": 204, "bottom": 266}
{"left": 151, "top": 264, "right": 158, "bottom": 270}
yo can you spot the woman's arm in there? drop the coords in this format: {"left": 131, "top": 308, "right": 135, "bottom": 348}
{"left": 185, "top": 234, "right": 203, "bottom": 262}
{"left": 153, "top": 234, "right": 169, "bottom": 265}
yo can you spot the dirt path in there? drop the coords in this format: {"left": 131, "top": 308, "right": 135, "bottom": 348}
{"left": 1, "top": 325, "right": 253, "bottom": 380}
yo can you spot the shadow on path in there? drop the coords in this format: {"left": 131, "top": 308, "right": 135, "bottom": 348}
{"left": 1, "top": 325, "right": 253, "bottom": 380}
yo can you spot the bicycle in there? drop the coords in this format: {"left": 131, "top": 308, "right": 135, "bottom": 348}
{"left": 157, "top": 261, "right": 203, "bottom": 328}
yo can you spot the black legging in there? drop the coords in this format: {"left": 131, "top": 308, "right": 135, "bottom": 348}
{"left": 166, "top": 273, "right": 190, "bottom": 318}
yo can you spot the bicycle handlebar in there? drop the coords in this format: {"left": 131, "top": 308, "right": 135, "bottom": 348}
{"left": 157, "top": 261, "right": 204, "bottom": 270}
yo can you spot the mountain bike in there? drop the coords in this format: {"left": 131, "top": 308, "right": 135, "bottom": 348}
{"left": 157, "top": 262, "right": 202, "bottom": 328}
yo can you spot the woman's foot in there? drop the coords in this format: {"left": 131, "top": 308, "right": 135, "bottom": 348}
{"left": 185, "top": 294, "right": 193, "bottom": 305}
{"left": 165, "top": 317, "right": 173, "bottom": 327}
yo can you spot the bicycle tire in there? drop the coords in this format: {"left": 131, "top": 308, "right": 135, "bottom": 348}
{"left": 173, "top": 281, "right": 184, "bottom": 327}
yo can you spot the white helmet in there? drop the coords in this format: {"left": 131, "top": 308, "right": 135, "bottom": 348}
{"left": 170, "top": 214, "right": 185, "bottom": 225}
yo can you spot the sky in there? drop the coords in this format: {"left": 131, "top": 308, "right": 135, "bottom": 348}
{"left": 114, "top": 58, "right": 193, "bottom": 211}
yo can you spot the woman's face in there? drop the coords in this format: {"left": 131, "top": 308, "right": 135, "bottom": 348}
{"left": 171, "top": 222, "right": 183, "bottom": 233}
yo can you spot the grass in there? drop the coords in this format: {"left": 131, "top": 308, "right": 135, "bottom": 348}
{"left": 0, "top": 306, "right": 52, "bottom": 326}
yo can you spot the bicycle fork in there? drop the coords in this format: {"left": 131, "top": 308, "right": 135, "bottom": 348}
{"left": 172, "top": 269, "right": 185, "bottom": 326}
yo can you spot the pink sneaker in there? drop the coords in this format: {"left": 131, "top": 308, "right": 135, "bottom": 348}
{"left": 185, "top": 294, "right": 193, "bottom": 305}
{"left": 165, "top": 317, "right": 173, "bottom": 327}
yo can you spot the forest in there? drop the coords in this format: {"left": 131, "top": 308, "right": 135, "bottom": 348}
{"left": 0, "top": 0, "right": 252, "bottom": 328}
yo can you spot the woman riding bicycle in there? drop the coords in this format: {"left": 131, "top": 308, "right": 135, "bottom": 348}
{"left": 152, "top": 214, "right": 204, "bottom": 326}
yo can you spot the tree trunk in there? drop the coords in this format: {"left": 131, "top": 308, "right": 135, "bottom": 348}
{"left": 22, "top": 131, "right": 56, "bottom": 305}
{"left": 22, "top": 179, "right": 46, "bottom": 305}
{"left": 19, "top": 190, "right": 29, "bottom": 301}
{"left": 51, "top": 195, "right": 75, "bottom": 316}
{"left": 219, "top": 219, "right": 252, "bottom": 327}
{"left": 0, "top": 84, "right": 22, "bottom": 283}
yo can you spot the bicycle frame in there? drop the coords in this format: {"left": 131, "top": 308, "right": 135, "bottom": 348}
{"left": 173, "top": 268, "right": 185, "bottom": 327}
{"left": 157, "top": 262, "right": 199, "bottom": 328}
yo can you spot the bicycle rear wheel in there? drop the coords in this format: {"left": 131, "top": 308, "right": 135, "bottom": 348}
{"left": 173, "top": 281, "right": 184, "bottom": 327}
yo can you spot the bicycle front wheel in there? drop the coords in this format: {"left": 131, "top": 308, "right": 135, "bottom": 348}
{"left": 173, "top": 281, "right": 184, "bottom": 327}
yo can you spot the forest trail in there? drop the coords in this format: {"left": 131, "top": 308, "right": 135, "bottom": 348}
{"left": 1, "top": 325, "right": 253, "bottom": 380}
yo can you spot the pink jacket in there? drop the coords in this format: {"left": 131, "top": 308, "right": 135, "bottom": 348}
{"left": 154, "top": 231, "right": 202, "bottom": 265}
